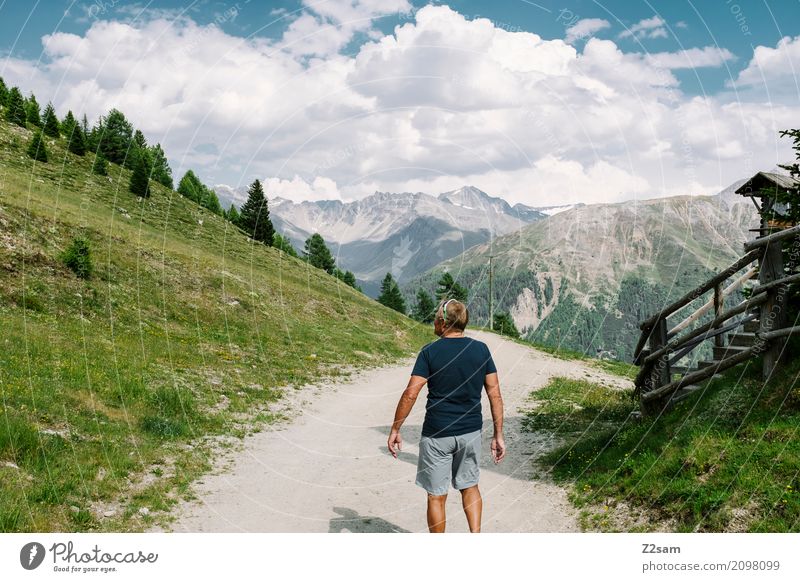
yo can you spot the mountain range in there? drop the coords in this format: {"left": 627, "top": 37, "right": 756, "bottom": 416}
{"left": 402, "top": 177, "right": 764, "bottom": 361}
{"left": 214, "top": 184, "right": 583, "bottom": 296}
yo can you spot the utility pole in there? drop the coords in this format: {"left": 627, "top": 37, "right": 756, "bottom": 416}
{"left": 488, "top": 254, "right": 494, "bottom": 330}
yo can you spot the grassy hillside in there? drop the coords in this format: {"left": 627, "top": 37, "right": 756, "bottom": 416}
{"left": 521, "top": 347, "right": 800, "bottom": 532}
{"left": 0, "top": 119, "right": 430, "bottom": 532}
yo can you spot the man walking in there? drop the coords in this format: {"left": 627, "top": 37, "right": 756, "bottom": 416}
{"left": 387, "top": 298, "right": 505, "bottom": 533}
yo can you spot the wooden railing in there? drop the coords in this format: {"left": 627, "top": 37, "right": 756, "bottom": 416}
{"left": 634, "top": 223, "right": 800, "bottom": 415}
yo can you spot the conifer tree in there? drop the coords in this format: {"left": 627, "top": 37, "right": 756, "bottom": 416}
{"left": 133, "top": 129, "right": 147, "bottom": 149}
{"left": 0, "top": 77, "right": 8, "bottom": 107}
{"left": 303, "top": 233, "right": 335, "bottom": 273}
{"left": 148, "top": 144, "right": 173, "bottom": 189}
{"left": 95, "top": 108, "right": 133, "bottom": 166}
{"left": 129, "top": 153, "right": 150, "bottom": 197}
{"left": 343, "top": 270, "right": 358, "bottom": 289}
{"left": 61, "top": 110, "right": 77, "bottom": 137}
{"left": 25, "top": 94, "right": 41, "bottom": 126}
{"left": 92, "top": 153, "right": 108, "bottom": 176}
{"left": 435, "top": 271, "right": 468, "bottom": 302}
{"left": 238, "top": 179, "right": 275, "bottom": 245}
{"left": 225, "top": 204, "right": 240, "bottom": 225}
{"left": 492, "top": 311, "right": 520, "bottom": 338}
{"left": 4, "top": 87, "right": 27, "bottom": 126}
{"left": 62, "top": 111, "right": 86, "bottom": 156}
{"left": 412, "top": 288, "right": 436, "bottom": 323}
{"left": 177, "top": 170, "right": 221, "bottom": 214}
{"left": 272, "top": 233, "right": 298, "bottom": 257}
{"left": 26, "top": 129, "right": 48, "bottom": 162}
{"left": 42, "top": 102, "right": 60, "bottom": 137}
{"left": 377, "top": 272, "right": 406, "bottom": 314}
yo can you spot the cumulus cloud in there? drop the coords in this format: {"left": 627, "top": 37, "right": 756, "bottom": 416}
{"left": 619, "top": 15, "right": 668, "bottom": 40}
{"left": 645, "top": 46, "right": 735, "bottom": 69}
{"left": 1, "top": 3, "right": 797, "bottom": 208}
{"left": 731, "top": 35, "right": 800, "bottom": 91}
{"left": 281, "top": 0, "right": 411, "bottom": 56}
{"left": 564, "top": 18, "right": 610, "bottom": 44}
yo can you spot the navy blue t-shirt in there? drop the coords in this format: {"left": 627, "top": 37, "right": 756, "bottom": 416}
{"left": 411, "top": 336, "right": 497, "bottom": 438}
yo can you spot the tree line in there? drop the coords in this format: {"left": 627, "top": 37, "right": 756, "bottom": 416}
{"left": 0, "top": 76, "right": 359, "bottom": 291}
{"left": 1, "top": 76, "right": 522, "bottom": 332}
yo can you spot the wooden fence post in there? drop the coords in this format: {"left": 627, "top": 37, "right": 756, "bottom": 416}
{"left": 714, "top": 283, "right": 724, "bottom": 347}
{"left": 640, "top": 317, "right": 670, "bottom": 415}
{"left": 759, "top": 242, "right": 787, "bottom": 381}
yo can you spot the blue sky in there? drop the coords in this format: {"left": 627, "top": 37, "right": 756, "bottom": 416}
{"left": 1, "top": 1, "right": 799, "bottom": 205}
{"left": 4, "top": 0, "right": 798, "bottom": 93}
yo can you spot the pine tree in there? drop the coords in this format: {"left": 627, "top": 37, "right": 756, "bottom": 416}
{"left": 133, "top": 129, "right": 147, "bottom": 149}
{"left": 63, "top": 111, "right": 86, "bottom": 156}
{"left": 26, "top": 129, "right": 48, "bottom": 162}
{"left": 4, "top": 87, "right": 27, "bottom": 126}
{"left": 177, "top": 170, "right": 203, "bottom": 203}
{"left": 68, "top": 124, "right": 87, "bottom": 156}
{"left": 95, "top": 108, "right": 133, "bottom": 166}
{"left": 412, "top": 288, "right": 436, "bottom": 323}
{"left": 303, "top": 233, "right": 335, "bottom": 273}
{"left": 225, "top": 204, "right": 240, "bottom": 225}
{"left": 493, "top": 311, "right": 520, "bottom": 338}
{"left": 377, "top": 272, "right": 406, "bottom": 314}
{"left": 61, "top": 110, "right": 77, "bottom": 137}
{"left": 42, "top": 102, "right": 60, "bottom": 138}
{"left": 81, "top": 114, "right": 90, "bottom": 139}
{"left": 129, "top": 153, "right": 150, "bottom": 197}
{"left": 92, "top": 153, "right": 108, "bottom": 176}
{"left": 0, "top": 77, "right": 8, "bottom": 108}
{"left": 272, "top": 232, "right": 298, "bottom": 257}
{"left": 343, "top": 270, "right": 358, "bottom": 289}
{"left": 148, "top": 144, "right": 173, "bottom": 189}
{"left": 178, "top": 170, "right": 222, "bottom": 214}
{"left": 238, "top": 179, "right": 275, "bottom": 245}
{"left": 25, "top": 94, "right": 41, "bottom": 127}
{"left": 435, "top": 271, "right": 468, "bottom": 302}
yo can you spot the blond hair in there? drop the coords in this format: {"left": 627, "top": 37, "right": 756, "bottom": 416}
{"left": 436, "top": 299, "right": 469, "bottom": 331}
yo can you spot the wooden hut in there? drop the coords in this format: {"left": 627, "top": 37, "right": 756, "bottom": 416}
{"left": 735, "top": 171, "right": 799, "bottom": 234}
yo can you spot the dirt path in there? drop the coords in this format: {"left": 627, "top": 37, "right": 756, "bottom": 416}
{"left": 162, "top": 330, "right": 632, "bottom": 533}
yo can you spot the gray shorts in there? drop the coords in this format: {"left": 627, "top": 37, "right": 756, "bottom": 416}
{"left": 415, "top": 429, "right": 481, "bottom": 495}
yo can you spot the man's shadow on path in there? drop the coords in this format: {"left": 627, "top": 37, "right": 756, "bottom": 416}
{"left": 328, "top": 507, "right": 410, "bottom": 533}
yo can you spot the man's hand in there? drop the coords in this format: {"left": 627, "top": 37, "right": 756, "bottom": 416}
{"left": 491, "top": 435, "right": 506, "bottom": 464}
{"left": 388, "top": 431, "right": 402, "bottom": 458}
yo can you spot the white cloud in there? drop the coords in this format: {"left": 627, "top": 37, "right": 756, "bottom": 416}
{"left": 645, "top": 46, "right": 735, "bottom": 69}
{"left": 1, "top": 3, "right": 797, "bottom": 209}
{"left": 264, "top": 175, "right": 342, "bottom": 202}
{"left": 281, "top": 0, "right": 411, "bottom": 56}
{"left": 565, "top": 18, "right": 610, "bottom": 44}
{"left": 619, "top": 16, "right": 668, "bottom": 40}
{"left": 731, "top": 35, "right": 800, "bottom": 91}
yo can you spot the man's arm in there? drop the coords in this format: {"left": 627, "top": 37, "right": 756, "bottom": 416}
{"left": 387, "top": 375, "right": 426, "bottom": 458}
{"left": 484, "top": 372, "right": 506, "bottom": 463}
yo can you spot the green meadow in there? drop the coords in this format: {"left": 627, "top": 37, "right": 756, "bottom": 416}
{"left": 0, "top": 119, "right": 430, "bottom": 532}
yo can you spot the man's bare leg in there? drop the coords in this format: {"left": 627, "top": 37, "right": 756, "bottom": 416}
{"left": 426, "top": 493, "right": 447, "bottom": 533}
{"left": 460, "top": 485, "right": 482, "bottom": 532}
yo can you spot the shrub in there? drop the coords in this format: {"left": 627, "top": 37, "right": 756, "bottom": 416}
{"left": 61, "top": 236, "right": 93, "bottom": 279}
